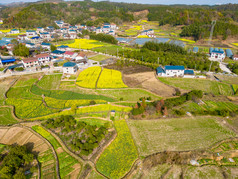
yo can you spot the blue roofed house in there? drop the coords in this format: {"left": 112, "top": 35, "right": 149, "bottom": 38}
{"left": 30, "top": 36, "right": 43, "bottom": 44}
{"left": 96, "top": 27, "right": 102, "bottom": 34}
{"left": 41, "top": 42, "right": 51, "bottom": 50}
{"left": 9, "top": 29, "right": 20, "bottom": 34}
{"left": 157, "top": 65, "right": 185, "bottom": 77}
{"left": 25, "top": 43, "right": 36, "bottom": 48}
{"left": 26, "top": 30, "right": 37, "bottom": 37}
{"left": 184, "top": 70, "right": 195, "bottom": 78}
{"left": 39, "top": 32, "right": 51, "bottom": 40}
{"left": 63, "top": 62, "right": 78, "bottom": 74}
{"left": 57, "top": 45, "right": 69, "bottom": 51}
{"left": 102, "top": 26, "right": 110, "bottom": 33}
{"left": 193, "top": 47, "right": 199, "bottom": 53}
{"left": 51, "top": 50, "right": 65, "bottom": 57}
{"left": 210, "top": 49, "right": 225, "bottom": 61}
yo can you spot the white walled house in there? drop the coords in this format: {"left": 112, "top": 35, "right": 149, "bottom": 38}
{"left": 41, "top": 42, "right": 51, "bottom": 50}
{"left": 40, "top": 32, "right": 51, "bottom": 40}
{"left": 22, "top": 58, "right": 40, "bottom": 68}
{"left": 63, "top": 62, "right": 78, "bottom": 74}
{"left": 232, "top": 55, "right": 238, "bottom": 61}
{"left": 210, "top": 50, "right": 225, "bottom": 60}
{"left": 35, "top": 53, "right": 50, "bottom": 64}
{"left": 51, "top": 50, "right": 65, "bottom": 58}
{"left": 26, "top": 30, "right": 37, "bottom": 37}
{"left": 37, "top": 27, "right": 45, "bottom": 33}
{"left": 64, "top": 51, "right": 78, "bottom": 59}
{"left": 25, "top": 43, "right": 36, "bottom": 48}
{"left": 96, "top": 27, "right": 102, "bottom": 34}
{"left": 157, "top": 66, "right": 185, "bottom": 77}
{"left": 9, "top": 29, "right": 20, "bottom": 34}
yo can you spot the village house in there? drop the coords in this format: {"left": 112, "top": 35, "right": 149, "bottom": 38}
{"left": 210, "top": 50, "right": 225, "bottom": 60}
{"left": 26, "top": 30, "right": 37, "bottom": 37}
{"left": 22, "top": 57, "right": 40, "bottom": 68}
{"left": 35, "top": 53, "right": 50, "bottom": 64}
{"left": 102, "top": 25, "right": 110, "bottom": 33}
{"left": 39, "top": 32, "right": 51, "bottom": 40}
{"left": 62, "top": 62, "right": 78, "bottom": 74}
{"left": 232, "top": 54, "right": 238, "bottom": 61}
{"left": 74, "top": 52, "right": 87, "bottom": 61}
{"left": 64, "top": 51, "right": 78, "bottom": 59}
{"left": 157, "top": 66, "right": 185, "bottom": 77}
{"left": 9, "top": 29, "right": 20, "bottom": 34}
{"left": 18, "top": 34, "right": 28, "bottom": 41}
{"left": 68, "top": 30, "right": 77, "bottom": 39}
{"left": 55, "top": 20, "right": 64, "bottom": 28}
{"left": 140, "top": 29, "right": 155, "bottom": 37}
{"left": 36, "top": 27, "right": 45, "bottom": 33}
{"left": 30, "top": 36, "right": 43, "bottom": 44}
{"left": 51, "top": 50, "right": 65, "bottom": 58}
{"left": 184, "top": 70, "right": 195, "bottom": 78}
{"left": 25, "top": 43, "right": 36, "bottom": 49}
{"left": 96, "top": 27, "right": 102, "bottom": 34}
{"left": 60, "top": 28, "right": 68, "bottom": 34}
{"left": 41, "top": 42, "right": 51, "bottom": 50}
{"left": 57, "top": 45, "right": 69, "bottom": 51}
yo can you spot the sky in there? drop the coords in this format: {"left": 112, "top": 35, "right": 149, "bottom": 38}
{"left": 0, "top": 0, "right": 237, "bottom": 5}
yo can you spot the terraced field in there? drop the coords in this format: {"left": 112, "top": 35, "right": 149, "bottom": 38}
{"left": 32, "top": 125, "right": 82, "bottom": 179}
{"left": 0, "top": 126, "right": 57, "bottom": 179}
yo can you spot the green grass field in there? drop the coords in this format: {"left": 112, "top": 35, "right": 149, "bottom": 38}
{"left": 89, "top": 54, "right": 109, "bottom": 62}
{"left": 76, "top": 118, "right": 109, "bottom": 127}
{"left": 96, "top": 119, "right": 138, "bottom": 179}
{"left": 37, "top": 74, "right": 62, "bottom": 90}
{"left": 96, "top": 89, "right": 161, "bottom": 101}
{"left": 159, "top": 77, "right": 233, "bottom": 96}
{"left": 127, "top": 117, "right": 236, "bottom": 157}
{"left": 0, "top": 107, "right": 18, "bottom": 125}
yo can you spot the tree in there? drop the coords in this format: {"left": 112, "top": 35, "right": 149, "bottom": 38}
{"left": 13, "top": 44, "right": 29, "bottom": 57}
{"left": 50, "top": 44, "right": 57, "bottom": 52}
{"left": 13, "top": 168, "right": 26, "bottom": 179}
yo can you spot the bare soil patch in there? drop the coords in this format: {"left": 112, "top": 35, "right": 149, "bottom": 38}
{"left": 67, "top": 163, "right": 81, "bottom": 179}
{"left": 123, "top": 71, "right": 176, "bottom": 97}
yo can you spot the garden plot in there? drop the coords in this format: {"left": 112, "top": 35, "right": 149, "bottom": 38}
{"left": 96, "top": 120, "right": 138, "bottom": 179}
{"left": 97, "top": 68, "right": 127, "bottom": 89}
{"left": 0, "top": 126, "right": 57, "bottom": 178}
{"left": 127, "top": 117, "right": 236, "bottom": 157}
{"left": 37, "top": 74, "right": 62, "bottom": 90}
{"left": 158, "top": 77, "right": 233, "bottom": 96}
{"left": 0, "top": 107, "right": 18, "bottom": 125}
{"left": 32, "top": 125, "right": 81, "bottom": 179}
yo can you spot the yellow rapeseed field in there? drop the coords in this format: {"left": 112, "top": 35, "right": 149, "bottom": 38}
{"left": 232, "top": 43, "right": 238, "bottom": 47}
{"left": 64, "top": 39, "right": 104, "bottom": 49}
{"left": 0, "top": 29, "right": 11, "bottom": 33}
{"left": 137, "top": 35, "right": 149, "bottom": 38}
{"left": 97, "top": 68, "right": 127, "bottom": 89}
{"left": 76, "top": 66, "right": 101, "bottom": 88}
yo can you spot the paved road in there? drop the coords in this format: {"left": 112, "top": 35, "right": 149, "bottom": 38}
{"left": 219, "top": 62, "right": 232, "bottom": 74}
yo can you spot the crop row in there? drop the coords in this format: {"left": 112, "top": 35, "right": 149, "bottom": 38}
{"left": 96, "top": 119, "right": 138, "bottom": 179}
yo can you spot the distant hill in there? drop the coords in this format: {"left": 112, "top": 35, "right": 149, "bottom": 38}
{"left": 0, "top": 1, "right": 237, "bottom": 40}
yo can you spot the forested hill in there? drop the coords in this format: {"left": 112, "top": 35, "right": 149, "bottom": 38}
{"left": 1, "top": 1, "right": 238, "bottom": 40}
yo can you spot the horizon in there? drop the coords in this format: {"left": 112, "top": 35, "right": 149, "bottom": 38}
{"left": 0, "top": 0, "right": 237, "bottom": 5}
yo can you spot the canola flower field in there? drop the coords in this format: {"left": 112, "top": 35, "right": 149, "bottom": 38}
{"left": 64, "top": 39, "right": 104, "bottom": 49}
{"left": 96, "top": 119, "right": 138, "bottom": 179}
{"left": 76, "top": 66, "right": 102, "bottom": 88}
{"left": 76, "top": 67, "right": 127, "bottom": 89}
{"left": 97, "top": 68, "right": 128, "bottom": 89}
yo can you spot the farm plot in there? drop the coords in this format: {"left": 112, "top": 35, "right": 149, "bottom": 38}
{"left": 96, "top": 88, "right": 161, "bottom": 101}
{"left": 158, "top": 77, "right": 233, "bottom": 96}
{"left": 0, "top": 77, "right": 16, "bottom": 105}
{"left": 29, "top": 104, "right": 131, "bottom": 121}
{"left": 7, "top": 86, "right": 42, "bottom": 99}
{"left": 6, "top": 98, "right": 59, "bottom": 119}
{"left": 31, "top": 85, "right": 114, "bottom": 102}
{"left": 97, "top": 68, "right": 127, "bottom": 89}
{"left": 45, "top": 97, "right": 106, "bottom": 109}
{"left": 76, "top": 66, "right": 101, "bottom": 88}
{"left": 32, "top": 125, "right": 81, "bottom": 179}
{"left": 0, "top": 126, "right": 57, "bottom": 178}
{"left": 96, "top": 120, "right": 138, "bottom": 179}
{"left": 232, "top": 84, "right": 238, "bottom": 95}
{"left": 181, "top": 101, "right": 238, "bottom": 114}
{"left": 0, "top": 107, "right": 18, "bottom": 125}
{"left": 37, "top": 74, "right": 62, "bottom": 90}
{"left": 89, "top": 54, "right": 109, "bottom": 62}
{"left": 14, "top": 74, "right": 41, "bottom": 87}
{"left": 127, "top": 117, "right": 236, "bottom": 157}
{"left": 64, "top": 39, "right": 104, "bottom": 49}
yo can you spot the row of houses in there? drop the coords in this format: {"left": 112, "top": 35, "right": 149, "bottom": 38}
{"left": 139, "top": 29, "right": 155, "bottom": 38}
